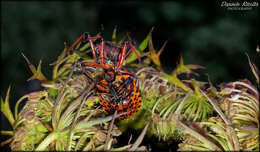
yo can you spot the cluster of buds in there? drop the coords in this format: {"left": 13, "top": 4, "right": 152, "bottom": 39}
{"left": 1, "top": 29, "right": 259, "bottom": 151}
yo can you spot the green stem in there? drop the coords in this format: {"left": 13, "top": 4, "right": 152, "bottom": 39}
{"left": 171, "top": 92, "right": 221, "bottom": 150}
{"left": 174, "top": 116, "right": 221, "bottom": 151}
{"left": 200, "top": 89, "right": 230, "bottom": 125}
{"left": 52, "top": 90, "right": 68, "bottom": 130}
{"left": 200, "top": 88, "right": 240, "bottom": 150}
{"left": 112, "top": 145, "right": 131, "bottom": 151}
{"left": 35, "top": 131, "right": 60, "bottom": 150}
{"left": 52, "top": 63, "right": 76, "bottom": 130}
{"left": 104, "top": 110, "right": 117, "bottom": 150}
{"left": 0, "top": 130, "right": 13, "bottom": 135}
{"left": 52, "top": 48, "right": 68, "bottom": 79}
{"left": 174, "top": 92, "right": 191, "bottom": 115}
{"left": 0, "top": 137, "right": 13, "bottom": 147}
{"left": 15, "top": 95, "right": 28, "bottom": 120}
{"left": 75, "top": 113, "right": 126, "bottom": 131}
{"left": 67, "top": 90, "right": 94, "bottom": 150}
{"left": 129, "top": 122, "right": 150, "bottom": 151}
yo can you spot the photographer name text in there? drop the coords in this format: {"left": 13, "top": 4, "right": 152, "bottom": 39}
{"left": 221, "top": 1, "right": 258, "bottom": 10}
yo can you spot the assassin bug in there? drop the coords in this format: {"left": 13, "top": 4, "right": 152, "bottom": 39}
{"left": 67, "top": 32, "right": 142, "bottom": 119}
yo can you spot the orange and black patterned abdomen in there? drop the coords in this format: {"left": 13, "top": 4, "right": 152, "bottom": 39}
{"left": 96, "top": 74, "right": 142, "bottom": 119}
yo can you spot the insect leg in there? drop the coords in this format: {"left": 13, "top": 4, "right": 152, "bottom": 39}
{"left": 66, "top": 34, "right": 84, "bottom": 53}
{"left": 118, "top": 70, "right": 138, "bottom": 79}
{"left": 99, "top": 38, "right": 105, "bottom": 65}
{"left": 85, "top": 33, "right": 101, "bottom": 62}
{"left": 80, "top": 63, "right": 109, "bottom": 90}
{"left": 128, "top": 42, "right": 141, "bottom": 63}
{"left": 82, "top": 62, "right": 109, "bottom": 69}
{"left": 116, "top": 42, "right": 127, "bottom": 72}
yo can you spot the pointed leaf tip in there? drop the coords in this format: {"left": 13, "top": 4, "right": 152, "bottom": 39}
{"left": 246, "top": 53, "right": 259, "bottom": 85}
{"left": 22, "top": 54, "right": 48, "bottom": 81}
{"left": 138, "top": 29, "right": 153, "bottom": 52}
{"left": 21, "top": 53, "right": 37, "bottom": 73}
{"left": 112, "top": 26, "right": 117, "bottom": 44}
{"left": 158, "top": 40, "right": 168, "bottom": 56}
{"left": 173, "top": 56, "right": 204, "bottom": 76}
{"left": 1, "top": 86, "right": 15, "bottom": 126}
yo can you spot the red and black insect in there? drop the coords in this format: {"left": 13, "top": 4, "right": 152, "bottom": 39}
{"left": 67, "top": 32, "right": 142, "bottom": 119}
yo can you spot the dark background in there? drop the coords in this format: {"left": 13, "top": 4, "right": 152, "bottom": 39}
{"left": 1, "top": 1, "right": 259, "bottom": 151}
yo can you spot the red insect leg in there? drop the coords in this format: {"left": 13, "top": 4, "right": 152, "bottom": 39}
{"left": 67, "top": 33, "right": 101, "bottom": 62}
{"left": 99, "top": 38, "right": 105, "bottom": 65}
{"left": 66, "top": 34, "right": 84, "bottom": 53}
{"left": 82, "top": 62, "right": 110, "bottom": 70}
{"left": 116, "top": 43, "right": 127, "bottom": 72}
{"left": 118, "top": 69, "right": 136, "bottom": 77}
{"left": 86, "top": 33, "right": 101, "bottom": 62}
{"left": 128, "top": 42, "right": 141, "bottom": 63}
